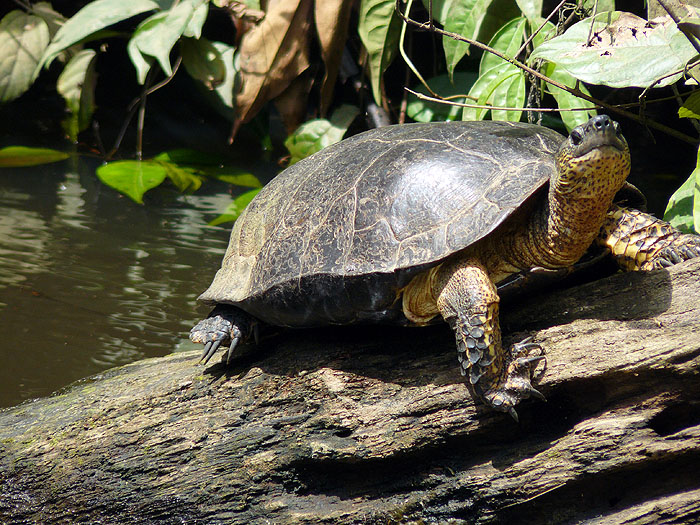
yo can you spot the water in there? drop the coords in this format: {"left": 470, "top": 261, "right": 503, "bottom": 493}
{"left": 0, "top": 157, "right": 261, "bottom": 407}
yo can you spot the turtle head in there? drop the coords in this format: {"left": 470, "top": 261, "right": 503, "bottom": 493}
{"left": 553, "top": 114, "right": 630, "bottom": 198}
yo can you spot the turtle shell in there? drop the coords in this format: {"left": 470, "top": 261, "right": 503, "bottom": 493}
{"left": 199, "top": 121, "right": 564, "bottom": 326}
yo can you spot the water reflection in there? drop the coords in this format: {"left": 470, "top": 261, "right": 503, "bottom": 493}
{"left": 0, "top": 157, "right": 252, "bottom": 407}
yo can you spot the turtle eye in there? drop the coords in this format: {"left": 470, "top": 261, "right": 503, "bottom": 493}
{"left": 570, "top": 128, "right": 583, "bottom": 146}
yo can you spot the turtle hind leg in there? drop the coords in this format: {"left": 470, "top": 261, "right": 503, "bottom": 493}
{"left": 599, "top": 206, "right": 700, "bottom": 271}
{"left": 190, "top": 305, "right": 255, "bottom": 365}
{"left": 436, "top": 258, "right": 545, "bottom": 419}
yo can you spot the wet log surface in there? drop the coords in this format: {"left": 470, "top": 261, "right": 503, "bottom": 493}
{"left": 1, "top": 259, "right": 700, "bottom": 524}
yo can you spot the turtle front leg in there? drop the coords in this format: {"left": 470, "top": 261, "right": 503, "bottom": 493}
{"left": 190, "top": 305, "right": 256, "bottom": 365}
{"left": 435, "top": 258, "right": 545, "bottom": 419}
{"left": 599, "top": 205, "right": 700, "bottom": 271}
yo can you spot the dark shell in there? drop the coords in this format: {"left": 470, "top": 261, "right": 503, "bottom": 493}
{"left": 199, "top": 121, "right": 564, "bottom": 326}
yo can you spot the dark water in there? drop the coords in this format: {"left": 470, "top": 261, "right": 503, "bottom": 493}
{"left": 0, "top": 157, "right": 261, "bottom": 407}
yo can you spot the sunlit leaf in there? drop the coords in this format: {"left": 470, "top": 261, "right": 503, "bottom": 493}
{"left": 211, "top": 171, "right": 262, "bottom": 188}
{"left": 407, "top": 73, "right": 476, "bottom": 122}
{"left": 358, "top": 0, "right": 402, "bottom": 104}
{"left": 31, "top": 2, "right": 67, "bottom": 39}
{"left": 442, "top": 0, "right": 495, "bottom": 78}
{"left": 181, "top": 37, "right": 227, "bottom": 89}
{"left": 664, "top": 146, "right": 700, "bottom": 234}
{"left": 530, "top": 11, "right": 698, "bottom": 88}
{"left": 39, "top": 0, "right": 160, "bottom": 70}
{"left": 234, "top": 0, "right": 312, "bottom": 126}
{"left": 543, "top": 62, "right": 596, "bottom": 131}
{"left": 463, "top": 61, "right": 519, "bottom": 121}
{"left": 57, "top": 49, "right": 97, "bottom": 141}
{"left": 679, "top": 90, "right": 700, "bottom": 119}
{"left": 127, "top": 0, "right": 208, "bottom": 83}
{"left": 0, "top": 11, "right": 50, "bottom": 102}
{"left": 96, "top": 160, "right": 168, "bottom": 204}
{"left": 209, "top": 188, "right": 261, "bottom": 225}
{"left": 159, "top": 161, "right": 203, "bottom": 193}
{"left": 480, "top": 16, "right": 526, "bottom": 75}
{"left": 285, "top": 104, "right": 360, "bottom": 164}
{"left": 490, "top": 70, "right": 525, "bottom": 121}
{"left": 515, "top": 0, "right": 541, "bottom": 20}
{"left": 0, "top": 146, "right": 69, "bottom": 167}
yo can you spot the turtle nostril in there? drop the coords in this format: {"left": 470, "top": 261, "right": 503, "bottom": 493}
{"left": 592, "top": 114, "right": 611, "bottom": 131}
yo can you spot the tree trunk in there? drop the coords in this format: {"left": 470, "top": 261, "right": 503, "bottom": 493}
{"left": 2, "top": 259, "right": 700, "bottom": 524}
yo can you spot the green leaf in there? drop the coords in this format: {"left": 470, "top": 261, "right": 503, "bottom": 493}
{"left": 0, "top": 11, "right": 50, "bottom": 102}
{"left": 127, "top": 0, "right": 208, "bottom": 83}
{"left": 462, "top": 61, "right": 522, "bottom": 120}
{"left": 181, "top": 37, "right": 226, "bottom": 89}
{"left": 358, "top": 0, "right": 402, "bottom": 104}
{"left": 57, "top": 49, "right": 97, "bottom": 141}
{"left": 664, "top": 145, "right": 700, "bottom": 233}
{"left": 442, "top": 0, "right": 496, "bottom": 78}
{"left": 490, "top": 70, "right": 525, "bottom": 121}
{"left": 158, "top": 160, "right": 203, "bottom": 192}
{"left": 211, "top": 171, "right": 262, "bottom": 188}
{"left": 679, "top": 90, "right": 700, "bottom": 119}
{"left": 0, "top": 146, "right": 69, "bottom": 167}
{"left": 407, "top": 72, "right": 477, "bottom": 122}
{"left": 530, "top": 11, "right": 698, "bottom": 88}
{"left": 480, "top": 16, "right": 527, "bottom": 75}
{"left": 209, "top": 41, "right": 237, "bottom": 112}
{"left": 31, "top": 2, "right": 67, "bottom": 39}
{"left": 515, "top": 0, "right": 541, "bottom": 20}
{"left": 285, "top": 104, "right": 360, "bottom": 164}
{"left": 96, "top": 160, "right": 168, "bottom": 204}
{"left": 209, "top": 188, "right": 261, "bottom": 226}
{"left": 39, "top": 0, "right": 160, "bottom": 70}
{"left": 543, "top": 62, "right": 596, "bottom": 131}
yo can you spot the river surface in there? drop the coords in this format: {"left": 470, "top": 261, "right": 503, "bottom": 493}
{"left": 0, "top": 156, "right": 270, "bottom": 407}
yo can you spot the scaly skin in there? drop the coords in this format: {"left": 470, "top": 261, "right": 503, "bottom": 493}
{"left": 403, "top": 115, "right": 633, "bottom": 416}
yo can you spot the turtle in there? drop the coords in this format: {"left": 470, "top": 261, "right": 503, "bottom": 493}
{"left": 190, "top": 115, "right": 700, "bottom": 418}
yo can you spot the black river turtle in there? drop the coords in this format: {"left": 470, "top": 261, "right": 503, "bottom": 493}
{"left": 191, "top": 115, "right": 700, "bottom": 418}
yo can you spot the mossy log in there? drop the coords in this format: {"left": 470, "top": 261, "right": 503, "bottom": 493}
{"left": 2, "top": 259, "right": 700, "bottom": 524}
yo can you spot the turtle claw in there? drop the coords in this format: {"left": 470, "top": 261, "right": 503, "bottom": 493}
{"left": 200, "top": 340, "right": 221, "bottom": 365}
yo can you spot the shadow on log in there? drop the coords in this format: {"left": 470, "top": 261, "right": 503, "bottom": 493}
{"left": 2, "top": 259, "right": 700, "bottom": 524}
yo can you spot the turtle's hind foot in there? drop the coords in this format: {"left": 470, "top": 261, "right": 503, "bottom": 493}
{"left": 647, "top": 234, "right": 700, "bottom": 270}
{"left": 190, "top": 306, "right": 254, "bottom": 365}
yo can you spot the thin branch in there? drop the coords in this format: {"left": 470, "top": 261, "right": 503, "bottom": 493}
{"left": 516, "top": 0, "right": 568, "bottom": 58}
{"left": 395, "top": 1, "right": 698, "bottom": 144}
{"left": 405, "top": 87, "right": 597, "bottom": 112}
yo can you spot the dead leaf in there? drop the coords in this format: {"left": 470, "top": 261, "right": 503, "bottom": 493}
{"left": 273, "top": 71, "right": 314, "bottom": 134}
{"left": 233, "top": 0, "right": 312, "bottom": 133}
{"left": 314, "top": 0, "right": 354, "bottom": 116}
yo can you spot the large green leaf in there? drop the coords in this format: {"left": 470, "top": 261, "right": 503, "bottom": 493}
{"left": 530, "top": 11, "right": 698, "bottom": 88}
{"left": 442, "top": 0, "right": 495, "bottom": 78}
{"left": 57, "top": 49, "right": 97, "bottom": 141}
{"left": 127, "top": 0, "right": 208, "bottom": 83}
{"left": 210, "top": 189, "right": 261, "bottom": 226}
{"left": 515, "top": 0, "right": 541, "bottom": 20}
{"left": 679, "top": 90, "right": 700, "bottom": 119}
{"left": 0, "top": 11, "right": 50, "bottom": 102}
{"left": 285, "top": 105, "right": 360, "bottom": 164}
{"left": 463, "top": 61, "right": 521, "bottom": 121}
{"left": 181, "top": 37, "right": 226, "bottom": 90}
{"left": 407, "top": 72, "right": 477, "bottom": 122}
{"left": 543, "top": 62, "right": 596, "bottom": 131}
{"left": 664, "top": 146, "right": 700, "bottom": 234}
{"left": 0, "top": 146, "right": 69, "bottom": 167}
{"left": 480, "top": 16, "right": 527, "bottom": 74}
{"left": 358, "top": 0, "right": 402, "bottom": 104}
{"left": 39, "top": 0, "right": 160, "bottom": 70}
{"left": 96, "top": 160, "right": 168, "bottom": 204}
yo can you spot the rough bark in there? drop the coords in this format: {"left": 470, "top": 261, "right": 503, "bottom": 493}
{"left": 1, "top": 259, "right": 700, "bottom": 524}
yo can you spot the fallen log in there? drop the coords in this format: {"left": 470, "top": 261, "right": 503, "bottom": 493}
{"left": 1, "top": 259, "right": 700, "bottom": 524}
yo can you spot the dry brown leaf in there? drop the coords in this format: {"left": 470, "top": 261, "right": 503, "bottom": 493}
{"left": 233, "top": 0, "right": 313, "bottom": 129}
{"left": 273, "top": 72, "right": 314, "bottom": 135}
{"left": 314, "top": 0, "right": 354, "bottom": 116}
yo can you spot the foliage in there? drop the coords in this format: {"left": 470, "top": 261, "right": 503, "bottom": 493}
{"left": 2, "top": 0, "right": 700, "bottom": 227}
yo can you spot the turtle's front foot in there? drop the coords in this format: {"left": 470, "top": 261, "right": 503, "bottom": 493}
{"left": 189, "top": 306, "right": 254, "bottom": 365}
{"left": 645, "top": 234, "right": 700, "bottom": 270}
{"left": 480, "top": 338, "right": 546, "bottom": 421}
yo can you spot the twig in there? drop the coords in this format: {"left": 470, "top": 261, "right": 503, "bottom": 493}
{"left": 399, "top": 0, "right": 439, "bottom": 99}
{"left": 395, "top": 1, "right": 698, "bottom": 144}
{"left": 516, "top": 0, "right": 568, "bottom": 59}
